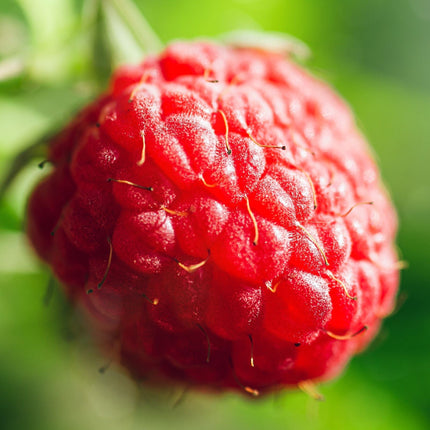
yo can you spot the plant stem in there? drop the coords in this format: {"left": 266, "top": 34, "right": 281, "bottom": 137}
{"left": 108, "top": 0, "right": 163, "bottom": 54}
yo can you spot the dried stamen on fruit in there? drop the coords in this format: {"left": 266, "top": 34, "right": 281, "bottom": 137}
{"left": 248, "top": 334, "right": 255, "bottom": 367}
{"left": 199, "top": 174, "right": 217, "bottom": 188}
{"left": 369, "top": 255, "right": 408, "bottom": 271}
{"left": 176, "top": 254, "right": 210, "bottom": 273}
{"left": 128, "top": 72, "right": 150, "bottom": 102}
{"left": 291, "top": 131, "right": 316, "bottom": 157}
{"left": 161, "top": 206, "right": 188, "bottom": 217}
{"left": 196, "top": 323, "right": 211, "bottom": 363}
{"left": 50, "top": 215, "right": 63, "bottom": 237}
{"left": 232, "top": 369, "right": 260, "bottom": 397}
{"left": 247, "top": 131, "right": 286, "bottom": 150}
{"left": 327, "top": 271, "right": 357, "bottom": 300}
{"left": 327, "top": 165, "right": 335, "bottom": 187}
{"left": 141, "top": 293, "right": 159, "bottom": 306}
{"left": 137, "top": 131, "right": 146, "bottom": 166}
{"left": 243, "top": 386, "right": 259, "bottom": 396}
{"left": 203, "top": 68, "right": 218, "bottom": 83}
{"left": 296, "top": 167, "right": 317, "bottom": 210}
{"left": 298, "top": 380, "right": 325, "bottom": 401}
{"left": 217, "top": 109, "right": 231, "bottom": 154}
{"left": 296, "top": 223, "right": 329, "bottom": 266}
{"left": 265, "top": 280, "right": 280, "bottom": 293}
{"left": 339, "top": 201, "right": 374, "bottom": 218}
{"left": 107, "top": 178, "right": 153, "bottom": 191}
{"left": 245, "top": 196, "right": 259, "bottom": 246}
{"left": 325, "top": 325, "right": 368, "bottom": 340}
{"left": 97, "top": 237, "right": 113, "bottom": 289}
{"left": 314, "top": 201, "right": 374, "bottom": 224}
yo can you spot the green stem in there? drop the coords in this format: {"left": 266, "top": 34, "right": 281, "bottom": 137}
{"left": 108, "top": 0, "right": 163, "bottom": 54}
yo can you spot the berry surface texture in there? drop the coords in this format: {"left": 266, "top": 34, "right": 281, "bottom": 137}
{"left": 27, "top": 42, "right": 399, "bottom": 396}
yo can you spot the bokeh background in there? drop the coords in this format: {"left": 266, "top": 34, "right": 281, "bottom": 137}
{"left": 1, "top": 0, "right": 429, "bottom": 429}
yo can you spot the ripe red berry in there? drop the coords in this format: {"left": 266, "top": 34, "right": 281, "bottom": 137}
{"left": 27, "top": 42, "right": 399, "bottom": 396}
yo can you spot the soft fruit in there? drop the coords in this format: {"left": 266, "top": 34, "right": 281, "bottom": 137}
{"left": 27, "top": 42, "right": 400, "bottom": 396}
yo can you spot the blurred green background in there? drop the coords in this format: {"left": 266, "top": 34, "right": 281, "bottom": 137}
{"left": 1, "top": 0, "right": 429, "bottom": 429}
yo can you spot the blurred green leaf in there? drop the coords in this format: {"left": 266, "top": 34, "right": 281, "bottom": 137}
{"left": 15, "top": 0, "right": 81, "bottom": 82}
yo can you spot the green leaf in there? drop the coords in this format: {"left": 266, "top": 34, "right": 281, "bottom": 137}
{"left": 15, "top": 0, "right": 79, "bottom": 82}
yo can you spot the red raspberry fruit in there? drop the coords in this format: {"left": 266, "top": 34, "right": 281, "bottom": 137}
{"left": 27, "top": 42, "right": 399, "bottom": 396}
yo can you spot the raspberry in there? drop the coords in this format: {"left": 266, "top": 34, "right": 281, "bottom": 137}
{"left": 27, "top": 42, "right": 399, "bottom": 396}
